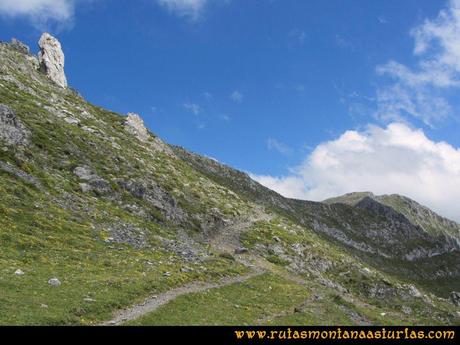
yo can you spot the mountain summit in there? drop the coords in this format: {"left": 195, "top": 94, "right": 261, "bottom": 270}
{"left": 324, "top": 192, "right": 460, "bottom": 240}
{"left": 0, "top": 35, "right": 459, "bottom": 325}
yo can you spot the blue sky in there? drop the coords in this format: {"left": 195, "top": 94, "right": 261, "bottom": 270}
{"left": 1, "top": 0, "right": 460, "bottom": 221}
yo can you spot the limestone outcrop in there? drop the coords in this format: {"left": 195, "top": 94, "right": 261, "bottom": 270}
{"left": 125, "top": 113, "right": 150, "bottom": 142}
{"left": 38, "top": 33, "right": 67, "bottom": 88}
{"left": 0, "top": 104, "right": 30, "bottom": 146}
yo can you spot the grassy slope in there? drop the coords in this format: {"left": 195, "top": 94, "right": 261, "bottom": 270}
{"left": 129, "top": 272, "right": 408, "bottom": 326}
{"left": 323, "top": 192, "right": 375, "bottom": 207}
{"left": 173, "top": 148, "right": 460, "bottom": 298}
{"left": 0, "top": 43, "right": 459, "bottom": 325}
{"left": 129, "top": 273, "right": 311, "bottom": 326}
{"left": 133, "top": 216, "right": 459, "bottom": 326}
{"left": 130, "top": 269, "right": 453, "bottom": 326}
{"left": 0, "top": 44, "right": 250, "bottom": 325}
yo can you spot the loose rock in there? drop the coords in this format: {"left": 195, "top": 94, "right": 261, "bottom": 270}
{"left": 73, "top": 166, "right": 111, "bottom": 193}
{"left": 407, "top": 284, "right": 423, "bottom": 298}
{"left": 449, "top": 291, "right": 460, "bottom": 307}
{"left": 234, "top": 247, "right": 249, "bottom": 254}
{"left": 402, "top": 306, "right": 412, "bottom": 315}
{"left": 48, "top": 278, "right": 61, "bottom": 287}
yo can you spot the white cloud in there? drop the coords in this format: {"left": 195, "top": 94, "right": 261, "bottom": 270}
{"left": 251, "top": 123, "right": 460, "bottom": 222}
{"left": 230, "top": 90, "right": 243, "bottom": 103}
{"left": 183, "top": 102, "right": 202, "bottom": 115}
{"left": 374, "top": 74, "right": 452, "bottom": 125}
{"left": 249, "top": 174, "right": 307, "bottom": 200}
{"left": 267, "top": 138, "right": 292, "bottom": 156}
{"left": 375, "top": 0, "right": 460, "bottom": 126}
{"left": 253, "top": 1, "right": 460, "bottom": 222}
{"left": 156, "top": 0, "right": 208, "bottom": 20}
{"left": 412, "top": 0, "right": 460, "bottom": 75}
{"left": 0, "top": 0, "right": 77, "bottom": 27}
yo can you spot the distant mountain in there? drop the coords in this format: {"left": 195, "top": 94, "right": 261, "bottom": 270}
{"left": 175, "top": 147, "right": 460, "bottom": 283}
{"left": 324, "top": 192, "right": 460, "bottom": 241}
{"left": 0, "top": 35, "right": 459, "bottom": 326}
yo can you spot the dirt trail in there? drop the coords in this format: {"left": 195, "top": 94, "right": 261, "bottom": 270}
{"left": 208, "top": 206, "right": 273, "bottom": 253}
{"left": 101, "top": 269, "right": 264, "bottom": 326}
{"left": 102, "top": 209, "right": 278, "bottom": 326}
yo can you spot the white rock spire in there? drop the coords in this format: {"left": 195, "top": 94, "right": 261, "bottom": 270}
{"left": 38, "top": 33, "right": 67, "bottom": 88}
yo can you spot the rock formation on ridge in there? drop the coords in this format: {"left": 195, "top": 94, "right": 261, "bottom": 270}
{"left": 125, "top": 113, "right": 150, "bottom": 142}
{"left": 38, "top": 33, "right": 67, "bottom": 88}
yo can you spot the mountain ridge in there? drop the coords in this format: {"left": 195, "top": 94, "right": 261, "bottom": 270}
{"left": 324, "top": 192, "right": 460, "bottom": 240}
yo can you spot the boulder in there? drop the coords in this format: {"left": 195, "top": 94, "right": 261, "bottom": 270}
{"left": 38, "top": 33, "right": 67, "bottom": 88}
{"left": 402, "top": 306, "right": 412, "bottom": 315}
{"left": 407, "top": 284, "right": 423, "bottom": 298}
{"left": 14, "top": 269, "right": 24, "bottom": 275}
{"left": 48, "top": 278, "right": 61, "bottom": 287}
{"left": 73, "top": 166, "right": 95, "bottom": 180}
{"left": 73, "top": 166, "right": 111, "bottom": 194}
{"left": 450, "top": 291, "right": 460, "bottom": 307}
{"left": 234, "top": 247, "right": 249, "bottom": 254}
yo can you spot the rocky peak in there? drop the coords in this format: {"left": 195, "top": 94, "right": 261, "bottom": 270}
{"left": 322, "top": 191, "right": 375, "bottom": 207}
{"left": 38, "top": 33, "right": 67, "bottom": 89}
{"left": 125, "top": 113, "right": 150, "bottom": 142}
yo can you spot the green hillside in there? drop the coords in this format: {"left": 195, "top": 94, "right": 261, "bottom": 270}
{"left": 0, "top": 38, "right": 459, "bottom": 326}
